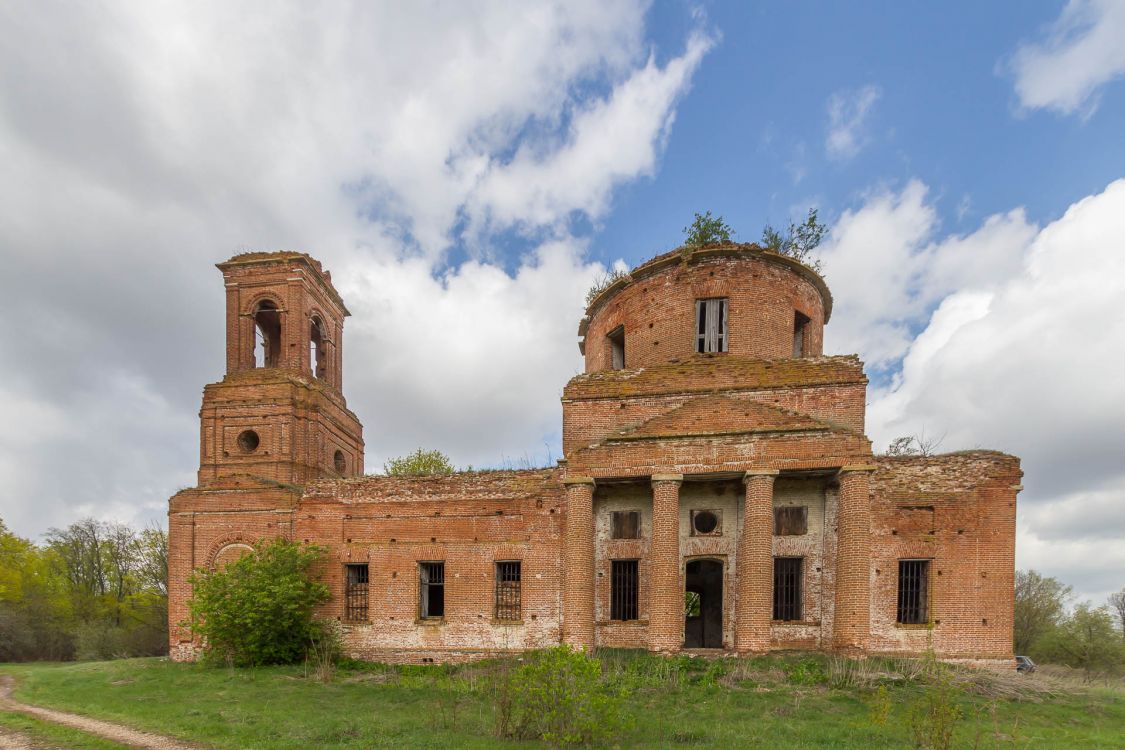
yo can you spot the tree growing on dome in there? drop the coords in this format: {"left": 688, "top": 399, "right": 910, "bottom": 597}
{"left": 761, "top": 208, "right": 827, "bottom": 272}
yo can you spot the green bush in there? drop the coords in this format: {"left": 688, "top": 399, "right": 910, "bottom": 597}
{"left": 494, "top": 646, "right": 627, "bottom": 747}
{"left": 383, "top": 448, "right": 455, "bottom": 476}
{"left": 186, "top": 539, "right": 331, "bottom": 666}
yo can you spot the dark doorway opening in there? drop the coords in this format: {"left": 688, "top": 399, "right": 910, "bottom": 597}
{"left": 684, "top": 559, "right": 723, "bottom": 648}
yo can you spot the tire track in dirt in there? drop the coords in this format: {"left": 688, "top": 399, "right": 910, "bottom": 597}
{"left": 0, "top": 675, "right": 201, "bottom": 750}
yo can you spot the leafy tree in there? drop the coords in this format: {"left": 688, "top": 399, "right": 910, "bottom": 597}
{"left": 1014, "top": 569, "right": 1071, "bottom": 655}
{"left": 1038, "top": 603, "right": 1125, "bottom": 678}
{"left": 1109, "top": 589, "right": 1125, "bottom": 639}
{"left": 682, "top": 211, "right": 733, "bottom": 247}
{"left": 187, "top": 538, "right": 330, "bottom": 666}
{"left": 760, "top": 208, "right": 827, "bottom": 272}
{"left": 384, "top": 447, "right": 455, "bottom": 476}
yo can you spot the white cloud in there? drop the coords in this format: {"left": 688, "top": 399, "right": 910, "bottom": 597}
{"left": 0, "top": 1, "right": 711, "bottom": 538}
{"left": 825, "top": 84, "right": 881, "bottom": 160}
{"left": 820, "top": 181, "right": 1036, "bottom": 373}
{"left": 835, "top": 179, "right": 1125, "bottom": 602}
{"left": 1009, "top": 0, "right": 1125, "bottom": 116}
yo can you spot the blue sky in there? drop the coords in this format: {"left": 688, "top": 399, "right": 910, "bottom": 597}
{"left": 591, "top": 2, "right": 1125, "bottom": 267}
{"left": 1, "top": 1, "right": 1124, "bottom": 603}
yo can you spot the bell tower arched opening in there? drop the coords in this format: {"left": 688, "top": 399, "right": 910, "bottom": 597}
{"left": 253, "top": 300, "right": 282, "bottom": 369}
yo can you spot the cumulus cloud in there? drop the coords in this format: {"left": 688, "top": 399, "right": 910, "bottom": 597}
{"left": 0, "top": 1, "right": 711, "bottom": 537}
{"left": 829, "top": 180, "right": 1125, "bottom": 602}
{"left": 825, "top": 85, "right": 881, "bottom": 160}
{"left": 1008, "top": 0, "right": 1125, "bottom": 116}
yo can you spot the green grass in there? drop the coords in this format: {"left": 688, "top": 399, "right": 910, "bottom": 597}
{"left": 1, "top": 653, "right": 1123, "bottom": 749}
{"left": 0, "top": 711, "right": 127, "bottom": 749}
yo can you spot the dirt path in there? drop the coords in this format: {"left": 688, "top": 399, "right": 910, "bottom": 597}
{"left": 0, "top": 676, "right": 200, "bottom": 750}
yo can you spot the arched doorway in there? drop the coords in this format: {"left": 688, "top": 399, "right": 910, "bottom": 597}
{"left": 684, "top": 559, "right": 723, "bottom": 648}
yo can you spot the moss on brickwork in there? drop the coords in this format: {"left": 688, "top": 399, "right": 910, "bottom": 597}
{"left": 564, "top": 355, "right": 867, "bottom": 400}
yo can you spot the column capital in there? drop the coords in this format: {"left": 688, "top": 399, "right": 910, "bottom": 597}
{"left": 839, "top": 464, "right": 878, "bottom": 474}
{"left": 562, "top": 475, "right": 596, "bottom": 486}
{"left": 650, "top": 473, "right": 684, "bottom": 484}
{"left": 742, "top": 468, "right": 779, "bottom": 481}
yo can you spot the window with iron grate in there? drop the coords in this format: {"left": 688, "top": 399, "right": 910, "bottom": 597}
{"left": 610, "top": 560, "right": 639, "bottom": 621}
{"left": 898, "top": 559, "right": 930, "bottom": 624}
{"left": 495, "top": 561, "right": 522, "bottom": 620}
{"left": 344, "top": 563, "right": 369, "bottom": 622}
{"left": 773, "top": 557, "right": 803, "bottom": 621}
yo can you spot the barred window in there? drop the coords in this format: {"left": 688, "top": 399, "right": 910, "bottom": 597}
{"left": 610, "top": 560, "right": 639, "bottom": 621}
{"left": 419, "top": 561, "right": 445, "bottom": 619}
{"left": 495, "top": 561, "right": 522, "bottom": 620}
{"left": 773, "top": 557, "right": 802, "bottom": 621}
{"left": 344, "top": 563, "right": 369, "bottom": 622}
{"left": 695, "top": 298, "right": 728, "bottom": 353}
{"left": 774, "top": 506, "right": 808, "bottom": 536}
{"left": 898, "top": 559, "right": 930, "bottom": 624}
{"left": 611, "top": 510, "right": 640, "bottom": 539}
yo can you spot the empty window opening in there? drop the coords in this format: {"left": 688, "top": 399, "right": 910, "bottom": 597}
{"left": 309, "top": 316, "right": 327, "bottom": 379}
{"left": 344, "top": 563, "right": 369, "bottom": 621}
{"left": 333, "top": 449, "right": 346, "bottom": 474}
{"left": 773, "top": 557, "right": 803, "bottom": 621}
{"left": 253, "top": 300, "right": 282, "bottom": 368}
{"left": 691, "top": 509, "right": 721, "bottom": 536}
{"left": 495, "top": 561, "right": 522, "bottom": 620}
{"left": 774, "top": 506, "right": 808, "bottom": 536}
{"left": 419, "top": 561, "right": 445, "bottom": 619}
{"left": 607, "top": 325, "right": 625, "bottom": 370}
{"left": 684, "top": 559, "right": 723, "bottom": 648}
{"left": 898, "top": 559, "right": 930, "bottom": 624}
{"left": 793, "top": 311, "right": 810, "bottom": 357}
{"left": 696, "top": 298, "right": 728, "bottom": 353}
{"left": 611, "top": 510, "right": 640, "bottom": 539}
{"left": 610, "top": 560, "right": 639, "bottom": 621}
{"left": 236, "top": 430, "right": 260, "bottom": 453}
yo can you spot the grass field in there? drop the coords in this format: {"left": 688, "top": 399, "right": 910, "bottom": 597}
{"left": 1, "top": 652, "right": 1122, "bottom": 749}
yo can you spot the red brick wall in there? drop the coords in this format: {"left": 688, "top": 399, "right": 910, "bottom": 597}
{"left": 197, "top": 370, "right": 364, "bottom": 485}
{"left": 581, "top": 247, "right": 829, "bottom": 372}
{"left": 869, "top": 453, "right": 1021, "bottom": 660}
{"left": 562, "top": 357, "right": 868, "bottom": 455}
{"left": 297, "top": 471, "right": 565, "bottom": 662}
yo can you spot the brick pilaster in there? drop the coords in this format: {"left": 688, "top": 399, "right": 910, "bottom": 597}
{"left": 562, "top": 477, "right": 596, "bottom": 650}
{"left": 649, "top": 474, "right": 683, "bottom": 653}
{"left": 833, "top": 465, "right": 875, "bottom": 651}
{"left": 736, "top": 469, "right": 778, "bottom": 653}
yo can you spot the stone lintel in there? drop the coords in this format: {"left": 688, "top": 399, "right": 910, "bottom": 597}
{"left": 651, "top": 473, "right": 684, "bottom": 483}
{"left": 839, "top": 464, "right": 878, "bottom": 473}
{"left": 1010, "top": 484, "right": 1024, "bottom": 491}
{"left": 562, "top": 475, "right": 596, "bottom": 486}
{"left": 743, "top": 468, "right": 780, "bottom": 479}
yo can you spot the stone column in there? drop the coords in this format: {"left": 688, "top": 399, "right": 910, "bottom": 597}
{"left": 562, "top": 476, "right": 596, "bottom": 651}
{"left": 833, "top": 465, "right": 876, "bottom": 652}
{"left": 649, "top": 474, "right": 683, "bottom": 653}
{"left": 736, "top": 469, "right": 778, "bottom": 653}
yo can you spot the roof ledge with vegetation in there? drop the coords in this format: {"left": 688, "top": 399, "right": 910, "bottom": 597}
{"left": 580, "top": 242, "right": 834, "bottom": 344}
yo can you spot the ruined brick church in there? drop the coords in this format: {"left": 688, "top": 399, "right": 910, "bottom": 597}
{"left": 169, "top": 245, "right": 1022, "bottom": 665}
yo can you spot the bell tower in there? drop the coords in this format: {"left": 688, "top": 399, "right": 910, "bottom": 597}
{"left": 197, "top": 251, "right": 364, "bottom": 485}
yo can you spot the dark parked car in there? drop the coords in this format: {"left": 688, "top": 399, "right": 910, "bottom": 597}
{"left": 1016, "top": 655, "right": 1037, "bottom": 673}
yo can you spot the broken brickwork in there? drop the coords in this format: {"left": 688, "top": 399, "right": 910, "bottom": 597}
{"left": 169, "top": 244, "right": 1021, "bottom": 665}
